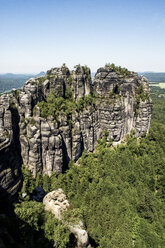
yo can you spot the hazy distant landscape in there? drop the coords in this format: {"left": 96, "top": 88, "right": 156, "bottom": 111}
{"left": 149, "top": 82, "right": 165, "bottom": 88}
{"left": 139, "top": 72, "right": 165, "bottom": 82}
{"left": 0, "top": 72, "right": 45, "bottom": 93}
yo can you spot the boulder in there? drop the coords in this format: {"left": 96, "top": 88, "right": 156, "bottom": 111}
{"left": 43, "top": 189, "right": 90, "bottom": 248}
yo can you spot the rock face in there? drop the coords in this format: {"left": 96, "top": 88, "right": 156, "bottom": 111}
{"left": 43, "top": 189, "right": 90, "bottom": 248}
{"left": 0, "top": 94, "right": 22, "bottom": 201}
{"left": 0, "top": 65, "right": 152, "bottom": 178}
{"left": 43, "top": 189, "right": 70, "bottom": 220}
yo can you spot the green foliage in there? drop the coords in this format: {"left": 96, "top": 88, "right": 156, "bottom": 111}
{"left": 104, "top": 129, "right": 109, "bottom": 138}
{"left": 15, "top": 166, "right": 70, "bottom": 247}
{"left": 150, "top": 87, "right": 165, "bottom": 124}
{"left": 43, "top": 174, "right": 51, "bottom": 192}
{"left": 38, "top": 77, "right": 45, "bottom": 84}
{"left": 76, "top": 94, "right": 96, "bottom": 112}
{"left": 44, "top": 211, "right": 70, "bottom": 248}
{"left": 84, "top": 65, "right": 89, "bottom": 75}
{"left": 74, "top": 64, "right": 81, "bottom": 70}
{"left": 19, "top": 165, "right": 52, "bottom": 199}
{"left": 14, "top": 201, "right": 70, "bottom": 248}
{"left": 109, "top": 87, "right": 120, "bottom": 99}
{"left": 84, "top": 94, "right": 96, "bottom": 106}
{"left": 37, "top": 90, "right": 96, "bottom": 119}
{"left": 65, "top": 86, "right": 73, "bottom": 99}
{"left": 46, "top": 74, "right": 54, "bottom": 80}
{"left": 15, "top": 201, "right": 44, "bottom": 231}
{"left": 135, "top": 85, "right": 150, "bottom": 117}
{"left": 62, "top": 207, "right": 82, "bottom": 225}
{"left": 67, "top": 75, "right": 72, "bottom": 85}
{"left": 105, "top": 63, "right": 131, "bottom": 77}
{"left": 37, "top": 100, "right": 49, "bottom": 118}
{"left": 19, "top": 164, "right": 35, "bottom": 200}
{"left": 3, "top": 129, "right": 9, "bottom": 137}
{"left": 35, "top": 172, "right": 43, "bottom": 188}
{"left": 37, "top": 92, "right": 67, "bottom": 119}
{"left": 49, "top": 117, "right": 165, "bottom": 247}
{"left": 132, "top": 215, "right": 140, "bottom": 240}
{"left": 30, "top": 117, "right": 36, "bottom": 126}
{"left": 136, "top": 85, "right": 149, "bottom": 102}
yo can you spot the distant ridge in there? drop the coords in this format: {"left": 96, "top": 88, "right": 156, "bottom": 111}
{"left": 0, "top": 72, "right": 45, "bottom": 93}
{"left": 138, "top": 72, "right": 165, "bottom": 82}
{"left": 0, "top": 71, "right": 45, "bottom": 78}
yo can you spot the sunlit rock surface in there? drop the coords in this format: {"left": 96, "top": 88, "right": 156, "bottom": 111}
{"left": 0, "top": 65, "right": 152, "bottom": 179}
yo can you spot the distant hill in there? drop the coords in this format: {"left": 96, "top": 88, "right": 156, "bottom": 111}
{"left": 35, "top": 71, "right": 45, "bottom": 77}
{"left": 0, "top": 72, "right": 45, "bottom": 93}
{"left": 138, "top": 72, "right": 165, "bottom": 82}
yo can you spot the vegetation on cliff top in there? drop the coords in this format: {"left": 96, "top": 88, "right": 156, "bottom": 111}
{"left": 36, "top": 90, "right": 96, "bottom": 119}
{"left": 135, "top": 85, "right": 150, "bottom": 117}
{"left": 105, "top": 63, "right": 132, "bottom": 77}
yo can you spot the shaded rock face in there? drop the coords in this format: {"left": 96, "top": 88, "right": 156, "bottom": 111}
{"left": 31, "top": 186, "right": 46, "bottom": 202}
{"left": 43, "top": 189, "right": 90, "bottom": 248}
{"left": 0, "top": 65, "right": 152, "bottom": 178}
{"left": 0, "top": 95, "right": 22, "bottom": 201}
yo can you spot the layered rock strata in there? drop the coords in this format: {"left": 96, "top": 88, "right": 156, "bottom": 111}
{"left": 0, "top": 94, "right": 22, "bottom": 200}
{"left": 0, "top": 65, "right": 152, "bottom": 178}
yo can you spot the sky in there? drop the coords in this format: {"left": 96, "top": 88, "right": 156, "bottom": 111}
{"left": 0, "top": 0, "right": 165, "bottom": 73}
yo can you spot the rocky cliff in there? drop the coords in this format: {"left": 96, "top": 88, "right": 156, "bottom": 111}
{"left": 0, "top": 64, "right": 152, "bottom": 183}
{"left": 0, "top": 94, "right": 22, "bottom": 201}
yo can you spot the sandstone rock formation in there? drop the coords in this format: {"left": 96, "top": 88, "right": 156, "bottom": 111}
{"left": 43, "top": 188, "right": 70, "bottom": 220}
{"left": 0, "top": 94, "right": 22, "bottom": 201}
{"left": 43, "top": 189, "right": 90, "bottom": 248}
{"left": 0, "top": 64, "right": 152, "bottom": 179}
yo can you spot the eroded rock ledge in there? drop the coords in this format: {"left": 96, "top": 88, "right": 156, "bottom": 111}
{"left": 0, "top": 64, "right": 152, "bottom": 182}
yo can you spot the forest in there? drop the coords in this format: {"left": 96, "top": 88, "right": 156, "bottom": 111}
{"left": 1, "top": 86, "right": 165, "bottom": 248}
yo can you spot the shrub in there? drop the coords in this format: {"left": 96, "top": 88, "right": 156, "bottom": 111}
{"left": 105, "top": 63, "right": 131, "bottom": 77}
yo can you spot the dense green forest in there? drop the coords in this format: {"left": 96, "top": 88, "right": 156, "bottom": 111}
{"left": 1, "top": 87, "right": 165, "bottom": 248}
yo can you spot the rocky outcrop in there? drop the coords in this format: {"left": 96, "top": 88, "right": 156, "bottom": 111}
{"left": 0, "top": 94, "right": 22, "bottom": 201}
{"left": 43, "top": 189, "right": 90, "bottom": 248}
{"left": 43, "top": 189, "right": 70, "bottom": 220}
{"left": 0, "top": 64, "right": 152, "bottom": 178}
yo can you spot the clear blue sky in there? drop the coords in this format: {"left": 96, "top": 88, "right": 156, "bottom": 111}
{"left": 0, "top": 0, "right": 165, "bottom": 73}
